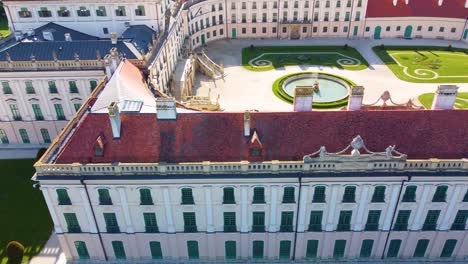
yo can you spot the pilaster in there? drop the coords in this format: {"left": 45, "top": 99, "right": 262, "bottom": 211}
{"left": 117, "top": 187, "right": 134, "bottom": 233}
{"left": 42, "top": 187, "right": 63, "bottom": 233}
{"left": 79, "top": 187, "right": 98, "bottom": 233}
{"left": 163, "top": 187, "right": 175, "bottom": 233}
{"left": 297, "top": 185, "right": 309, "bottom": 232}
{"left": 410, "top": 184, "right": 431, "bottom": 230}
{"left": 355, "top": 184, "right": 370, "bottom": 231}
{"left": 325, "top": 184, "right": 339, "bottom": 231}
{"left": 268, "top": 185, "right": 278, "bottom": 232}
{"left": 241, "top": 185, "right": 249, "bottom": 232}
{"left": 383, "top": 184, "right": 401, "bottom": 230}
{"left": 440, "top": 185, "right": 463, "bottom": 230}
{"left": 204, "top": 185, "right": 214, "bottom": 232}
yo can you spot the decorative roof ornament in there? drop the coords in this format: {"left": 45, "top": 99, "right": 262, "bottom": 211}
{"left": 30, "top": 54, "right": 36, "bottom": 62}
{"left": 52, "top": 50, "right": 58, "bottom": 61}
{"left": 362, "top": 90, "right": 424, "bottom": 110}
{"left": 5, "top": 52, "right": 11, "bottom": 62}
{"left": 74, "top": 52, "right": 80, "bottom": 61}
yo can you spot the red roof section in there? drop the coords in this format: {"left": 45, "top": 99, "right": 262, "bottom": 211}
{"left": 55, "top": 110, "right": 468, "bottom": 164}
{"left": 366, "top": 0, "right": 468, "bottom": 19}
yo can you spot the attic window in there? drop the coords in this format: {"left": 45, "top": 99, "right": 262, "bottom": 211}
{"left": 250, "top": 148, "right": 262, "bottom": 157}
{"left": 94, "top": 136, "right": 105, "bottom": 157}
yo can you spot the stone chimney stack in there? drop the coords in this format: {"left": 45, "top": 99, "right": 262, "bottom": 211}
{"left": 244, "top": 111, "right": 251, "bottom": 137}
{"left": 347, "top": 86, "right": 365, "bottom": 111}
{"left": 111, "top": 32, "right": 118, "bottom": 44}
{"left": 108, "top": 102, "right": 121, "bottom": 139}
{"left": 293, "top": 87, "right": 314, "bottom": 112}
{"left": 64, "top": 33, "right": 72, "bottom": 41}
{"left": 156, "top": 98, "right": 177, "bottom": 120}
{"left": 431, "top": 85, "right": 459, "bottom": 110}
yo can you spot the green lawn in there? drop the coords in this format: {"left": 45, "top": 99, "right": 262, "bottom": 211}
{"left": 242, "top": 45, "right": 369, "bottom": 71}
{"left": 0, "top": 5, "right": 10, "bottom": 37}
{"left": 373, "top": 46, "right": 468, "bottom": 83}
{"left": 418, "top": 92, "right": 468, "bottom": 109}
{"left": 0, "top": 159, "right": 53, "bottom": 264}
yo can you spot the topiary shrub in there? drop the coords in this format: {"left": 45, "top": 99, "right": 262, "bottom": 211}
{"left": 343, "top": 44, "right": 349, "bottom": 50}
{"left": 447, "top": 44, "right": 452, "bottom": 51}
{"left": 380, "top": 44, "right": 385, "bottom": 50}
{"left": 250, "top": 44, "right": 255, "bottom": 50}
{"left": 6, "top": 241, "right": 24, "bottom": 264}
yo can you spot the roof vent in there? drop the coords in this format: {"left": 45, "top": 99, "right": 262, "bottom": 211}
{"left": 42, "top": 30, "right": 54, "bottom": 41}
{"left": 108, "top": 102, "right": 121, "bottom": 138}
{"left": 431, "top": 85, "right": 459, "bottom": 110}
{"left": 347, "top": 86, "right": 365, "bottom": 111}
{"left": 64, "top": 33, "right": 72, "bottom": 42}
{"left": 156, "top": 98, "right": 177, "bottom": 120}
{"left": 293, "top": 86, "right": 314, "bottom": 112}
{"left": 244, "top": 111, "right": 251, "bottom": 137}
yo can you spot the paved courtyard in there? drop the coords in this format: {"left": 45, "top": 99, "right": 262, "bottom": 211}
{"left": 194, "top": 38, "right": 468, "bottom": 112}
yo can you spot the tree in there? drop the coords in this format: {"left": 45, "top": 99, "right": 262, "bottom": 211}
{"left": 6, "top": 241, "right": 24, "bottom": 264}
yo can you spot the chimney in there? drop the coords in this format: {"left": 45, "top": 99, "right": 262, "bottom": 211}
{"left": 64, "top": 33, "right": 72, "bottom": 41}
{"left": 431, "top": 85, "right": 459, "bottom": 110}
{"left": 42, "top": 30, "right": 54, "bottom": 41}
{"left": 156, "top": 98, "right": 177, "bottom": 120}
{"left": 438, "top": 0, "right": 444, "bottom": 6}
{"left": 111, "top": 32, "right": 117, "bottom": 44}
{"left": 244, "top": 111, "right": 251, "bottom": 137}
{"left": 108, "top": 102, "right": 121, "bottom": 138}
{"left": 347, "top": 86, "right": 365, "bottom": 111}
{"left": 465, "top": 0, "right": 468, "bottom": 8}
{"left": 393, "top": 0, "right": 397, "bottom": 6}
{"left": 293, "top": 86, "right": 314, "bottom": 112}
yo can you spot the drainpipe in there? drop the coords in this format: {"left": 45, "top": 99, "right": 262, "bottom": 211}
{"left": 224, "top": 0, "right": 228, "bottom": 39}
{"left": 80, "top": 178, "right": 108, "bottom": 261}
{"left": 291, "top": 175, "right": 302, "bottom": 260}
{"left": 460, "top": 18, "right": 468, "bottom": 41}
{"left": 380, "top": 176, "right": 409, "bottom": 259}
{"left": 347, "top": 0, "right": 356, "bottom": 39}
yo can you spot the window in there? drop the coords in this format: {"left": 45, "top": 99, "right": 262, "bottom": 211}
{"left": 242, "top": 28, "right": 246, "bottom": 34}
{"left": 262, "top": 27, "right": 267, "bottom": 34}
{"left": 282, "top": 187, "right": 295, "bottom": 203}
{"left": 365, "top": 27, "right": 370, "bottom": 32}
{"left": 402, "top": 186, "right": 416, "bottom": 202}
{"left": 68, "top": 81, "right": 78, "bottom": 93}
{"left": 251, "top": 28, "right": 256, "bottom": 34}
{"left": 38, "top": 7, "right": 52, "bottom": 17}
{"left": 251, "top": 13, "right": 257, "bottom": 23}
{"left": 342, "top": 186, "right": 356, "bottom": 202}
{"left": 112, "top": 241, "right": 126, "bottom": 259}
{"left": 323, "top": 26, "right": 328, "bottom": 33}
{"left": 336, "top": 0, "right": 341, "bottom": 7}
{"left": 334, "top": 12, "right": 339, "bottom": 21}
{"left": 280, "top": 211, "right": 294, "bottom": 232}
{"left": 183, "top": 212, "right": 197, "bottom": 232}
{"left": 324, "top": 12, "right": 329, "bottom": 21}
{"left": 253, "top": 187, "right": 265, "bottom": 203}
{"left": 345, "top": 12, "right": 350, "bottom": 21}
{"left": 252, "top": 241, "right": 264, "bottom": 259}
{"left": 337, "top": 210, "right": 352, "bottom": 231}
{"left": 18, "top": 8, "right": 32, "bottom": 18}
{"left": 417, "top": 25, "right": 422, "bottom": 31}
{"left": 360, "top": 239, "right": 373, "bottom": 258}
{"left": 308, "top": 211, "right": 322, "bottom": 231}
{"left": 333, "top": 26, "right": 338, "bottom": 33}
{"left": 96, "top": 6, "right": 107, "bottom": 16}
{"left": 306, "top": 240, "right": 318, "bottom": 258}
{"left": 325, "top": 0, "right": 330, "bottom": 8}
{"left": 77, "top": 7, "right": 90, "bottom": 17}
{"left": 140, "top": 189, "right": 153, "bottom": 205}
{"left": 439, "top": 27, "right": 445, "bottom": 32}
{"left": 428, "top": 26, "right": 434, "bottom": 32}
{"left": 2, "top": 82, "right": 12, "bottom": 94}
{"left": 413, "top": 239, "right": 429, "bottom": 258}
{"left": 315, "top": 1, "right": 320, "bottom": 8}
{"left": 231, "top": 2, "right": 236, "bottom": 10}
{"left": 386, "top": 26, "right": 391, "bottom": 31}
{"left": 263, "top": 2, "right": 267, "bottom": 9}
{"left": 273, "top": 13, "right": 277, "bottom": 22}
{"left": 219, "top": 3, "right": 223, "bottom": 10}
{"left": 365, "top": 210, "right": 381, "bottom": 231}
{"left": 242, "top": 2, "right": 246, "bottom": 9}
{"left": 272, "top": 27, "right": 276, "bottom": 33}
{"left": 187, "top": 241, "right": 199, "bottom": 259}
{"left": 104, "top": 213, "right": 120, "bottom": 233}
{"left": 10, "top": 104, "right": 21, "bottom": 120}
{"left": 56, "top": 189, "right": 71, "bottom": 205}
{"left": 432, "top": 186, "right": 448, "bottom": 202}
{"left": 98, "top": 189, "right": 112, "bottom": 205}
{"left": 312, "top": 186, "right": 325, "bottom": 202}
{"left": 357, "top": 0, "right": 362, "bottom": 7}
{"left": 313, "top": 12, "right": 318, "bottom": 21}
{"left": 143, "top": 213, "right": 159, "bottom": 233}
{"left": 103, "top": 27, "right": 109, "bottom": 34}
{"left": 252, "top": 2, "right": 257, "bottom": 9}
{"left": 372, "top": 186, "right": 385, "bottom": 202}
{"left": 283, "top": 1, "right": 288, "bottom": 8}
{"left": 282, "top": 27, "right": 287, "bottom": 33}
{"left": 74, "top": 103, "right": 82, "bottom": 112}
{"left": 343, "top": 26, "right": 348, "bottom": 33}
{"left": 90, "top": 80, "right": 98, "bottom": 91}
{"left": 0, "top": 129, "right": 9, "bottom": 144}
{"left": 279, "top": 241, "right": 291, "bottom": 259}
{"left": 396, "top": 26, "right": 401, "bottom": 31}
{"left": 25, "top": 81, "right": 35, "bottom": 94}
{"left": 387, "top": 239, "right": 401, "bottom": 258}
{"left": 440, "top": 239, "right": 457, "bottom": 258}
{"left": 40, "top": 128, "right": 51, "bottom": 143}
{"left": 135, "top": 5, "right": 145, "bottom": 16}
{"left": 219, "top": 15, "right": 223, "bottom": 24}
{"left": 47, "top": 81, "right": 58, "bottom": 94}
{"left": 54, "top": 104, "right": 66, "bottom": 120}
{"left": 115, "top": 6, "right": 126, "bottom": 16}
{"left": 333, "top": 240, "right": 346, "bottom": 258}
{"left": 225, "top": 241, "right": 236, "bottom": 259}
{"left": 355, "top": 11, "right": 360, "bottom": 21}
{"left": 19, "top": 129, "right": 30, "bottom": 143}
{"left": 451, "top": 27, "right": 456, "bottom": 33}
{"left": 422, "top": 210, "right": 440, "bottom": 231}
{"left": 224, "top": 212, "right": 237, "bottom": 232}
{"left": 149, "top": 241, "right": 162, "bottom": 259}
{"left": 252, "top": 212, "right": 265, "bottom": 232}
{"left": 181, "top": 188, "right": 194, "bottom": 204}
{"left": 231, "top": 14, "right": 236, "bottom": 23}
{"left": 64, "top": 213, "right": 81, "bottom": 233}
{"left": 463, "top": 190, "right": 468, "bottom": 202}
{"left": 32, "top": 104, "right": 44, "bottom": 120}
{"left": 74, "top": 241, "right": 89, "bottom": 260}
{"left": 393, "top": 210, "right": 411, "bottom": 231}
{"left": 451, "top": 210, "right": 468, "bottom": 230}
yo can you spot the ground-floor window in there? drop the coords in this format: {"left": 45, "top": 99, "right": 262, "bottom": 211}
{"left": 242, "top": 28, "right": 246, "bottom": 34}
{"left": 365, "top": 26, "right": 370, "bottom": 32}
{"left": 360, "top": 239, "right": 373, "bottom": 258}
{"left": 313, "top": 27, "right": 317, "bottom": 33}
{"left": 386, "top": 26, "right": 391, "bottom": 31}
{"left": 306, "top": 240, "right": 318, "bottom": 258}
{"left": 252, "top": 240, "right": 264, "bottom": 259}
{"left": 279, "top": 240, "right": 291, "bottom": 259}
{"left": 343, "top": 26, "right": 348, "bottom": 33}
{"left": 282, "top": 27, "right": 287, "bottom": 33}
{"left": 74, "top": 241, "right": 89, "bottom": 259}
{"left": 0, "top": 129, "right": 9, "bottom": 144}
{"left": 150, "top": 241, "right": 163, "bottom": 259}
{"left": 302, "top": 27, "right": 307, "bottom": 33}
{"left": 396, "top": 26, "right": 401, "bottom": 31}
{"left": 323, "top": 27, "right": 328, "bottom": 33}
{"left": 387, "top": 239, "right": 401, "bottom": 258}
{"left": 413, "top": 239, "right": 429, "bottom": 258}
{"left": 187, "top": 241, "right": 199, "bottom": 259}
{"left": 333, "top": 240, "right": 346, "bottom": 258}
{"left": 220, "top": 29, "right": 224, "bottom": 35}
{"left": 225, "top": 241, "right": 236, "bottom": 259}
{"left": 263, "top": 27, "right": 267, "bottom": 33}
{"left": 272, "top": 27, "right": 277, "bottom": 33}
{"left": 417, "top": 25, "right": 422, "bottom": 31}
{"left": 112, "top": 241, "right": 126, "bottom": 260}
{"left": 440, "top": 239, "right": 457, "bottom": 258}
{"left": 252, "top": 28, "right": 256, "bottom": 34}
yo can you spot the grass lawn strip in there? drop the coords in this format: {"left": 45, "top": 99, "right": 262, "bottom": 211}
{"left": 418, "top": 92, "right": 468, "bottom": 109}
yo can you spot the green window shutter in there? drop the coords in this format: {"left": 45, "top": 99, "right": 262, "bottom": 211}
{"left": 282, "top": 187, "right": 295, "bottom": 203}
{"left": 104, "top": 213, "right": 120, "bottom": 233}
{"left": 306, "top": 240, "right": 319, "bottom": 258}
{"left": 25, "top": 81, "right": 35, "bottom": 94}
{"left": 365, "top": 210, "right": 381, "bottom": 231}
{"left": 333, "top": 240, "right": 346, "bottom": 258}
{"left": 10, "top": 104, "right": 22, "bottom": 121}
{"left": 183, "top": 212, "right": 197, "bottom": 232}
{"left": 393, "top": 210, "right": 411, "bottom": 231}
{"left": 48, "top": 81, "right": 58, "bottom": 93}
{"left": 253, "top": 187, "right": 265, "bottom": 203}
{"left": 422, "top": 210, "right": 440, "bottom": 231}
{"left": 64, "top": 213, "right": 81, "bottom": 233}
{"left": 32, "top": 104, "right": 44, "bottom": 120}
{"left": 149, "top": 241, "right": 163, "bottom": 259}
{"left": 40, "top": 129, "right": 51, "bottom": 143}
{"left": 54, "top": 104, "right": 66, "bottom": 120}
{"left": 360, "top": 239, "right": 374, "bottom": 258}
{"left": 223, "top": 212, "right": 237, "bottom": 232}
{"left": 279, "top": 240, "right": 291, "bottom": 259}
{"left": 337, "top": 210, "right": 352, "bottom": 231}
{"left": 225, "top": 241, "right": 236, "bottom": 259}
{"left": 252, "top": 212, "right": 265, "bottom": 232}
{"left": 252, "top": 240, "right": 264, "bottom": 259}
{"left": 308, "top": 211, "right": 322, "bottom": 231}
{"left": 69, "top": 81, "right": 79, "bottom": 93}
{"left": 387, "top": 239, "right": 401, "bottom": 258}
{"left": 74, "top": 103, "right": 82, "bottom": 112}
{"left": 98, "top": 189, "right": 112, "bottom": 205}
{"left": 371, "top": 186, "right": 386, "bottom": 202}
{"left": 343, "top": 186, "right": 356, "bottom": 202}
{"left": 413, "top": 239, "right": 429, "bottom": 258}
{"left": 144, "top": 213, "right": 159, "bottom": 233}
{"left": 187, "top": 241, "right": 199, "bottom": 259}
{"left": 402, "top": 186, "right": 417, "bottom": 202}
{"left": 280, "top": 211, "right": 294, "bottom": 232}
{"left": 0, "top": 129, "right": 9, "bottom": 144}
{"left": 312, "top": 186, "right": 326, "bottom": 202}
{"left": 56, "top": 189, "right": 71, "bottom": 205}
{"left": 90, "top": 80, "right": 98, "bottom": 91}
{"left": 19, "top": 129, "right": 30, "bottom": 143}
{"left": 451, "top": 210, "right": 468, "bottom": 230}
{"left": 181, "top": 188, "right": 194, "bottom": 204}
{"left": 223, "top": 187, "right": 235, "bottom": 204}
{"left": 463, "top": 190, "right": 468, "bottom": 202}
{"left": 2, "top": 81, "right": 12, "bottom": 94}
{"left": 140, "top": 189, "right": 153, "bottom": 205}
{"left": 432, "top": 186, "right": 448, "bottom": 202}
{"left": 74, "top": 241, "right": 90, "bottom": 259}
{"left": 440, "top": 239, "right": 457, "bottom": 258}
{"left": 112, "top": 241, "right": 126, "bottom": 259}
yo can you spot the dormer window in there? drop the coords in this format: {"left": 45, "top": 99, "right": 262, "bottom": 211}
{"left": 250, "top": 148, "right": 262, "bottom": 157}
{"left": 38, "top": 7, "right": 52, "bottom": 18}
{"left": 94, "top": 136, "right": 105, "bottom": 157}
{"left": 58, "top": 7, "right": 70, "bottom": 17}
{"left": 248, "top": 131, "right": 263, "bottom": 158}
{"left": 77, "top": 7, "right": 90, "bottom": 17}
{"left": 18, "top": 8, "right": 32, "bottom": 18}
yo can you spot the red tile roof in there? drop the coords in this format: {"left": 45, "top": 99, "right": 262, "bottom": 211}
{"left": 55, "top": 110, "right": 468, "bottom": 164}
{"left": 366, "top": 0, "right": 468, "bottom": 19}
